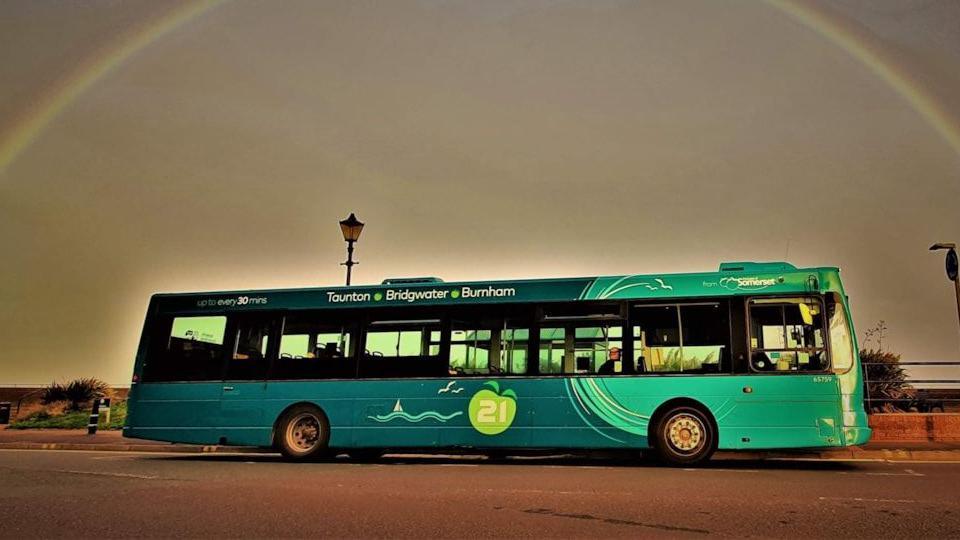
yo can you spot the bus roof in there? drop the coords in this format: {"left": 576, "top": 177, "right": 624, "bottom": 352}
{"left": 151, "top": 261, "right": 846, "bottom": 314}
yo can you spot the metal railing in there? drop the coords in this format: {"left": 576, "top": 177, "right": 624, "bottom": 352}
{"left": 862, "top": 361, "right": 960, "bottom": 410}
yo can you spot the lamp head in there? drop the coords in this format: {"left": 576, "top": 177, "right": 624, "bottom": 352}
{"left": 339, "top": 213, "right": 364, "bottom": 242}
{"left": 930, "top": 242, "right": 956, "bottom": 251}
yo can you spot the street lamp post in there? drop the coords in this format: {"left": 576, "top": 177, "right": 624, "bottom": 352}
{"left": 930, "top": 242, "right": 960, "bottom": 337}
{"left": 339, "top": 213, "right": 364, "bottom": 286}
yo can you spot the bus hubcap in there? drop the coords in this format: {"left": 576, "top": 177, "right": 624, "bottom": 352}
{"left": 666, "top": 414, "right": 704, "bottom": 453}
{"left": 287, "top": 413, "right": 321, "bottom": 452}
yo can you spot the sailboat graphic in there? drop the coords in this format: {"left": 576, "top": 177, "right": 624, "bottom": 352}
{"left": 367, "top": 398, "right": 462, "bottom": 423}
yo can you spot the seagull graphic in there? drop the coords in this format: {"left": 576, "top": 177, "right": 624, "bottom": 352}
{"left": 451, "top": 387, "right": 464, "bottom": 394}
{"left": 438, "top": 381, "right": 458, "bottom": 394}
{"left": 654, "top": 278, "right": 673, "bottom": 291}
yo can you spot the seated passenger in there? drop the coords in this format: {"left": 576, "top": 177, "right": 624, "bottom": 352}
{"left": 234, "top": 345, "right": 262, "bottom": 360}
{"left": 635, "top": 355, "right": 646, "bottom": 373}
{"left": 597, "top": 347, "right": 621, "bottom": 375}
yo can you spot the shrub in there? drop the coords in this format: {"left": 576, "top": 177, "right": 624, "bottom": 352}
{"left": 40, "top": 382, "right": 67, "bottom": 406}
{"left": 40, "top": 378, "right": 110, "bottom": 411}
{"left": 860, "top": 349, "right": 915, "bottom": 412}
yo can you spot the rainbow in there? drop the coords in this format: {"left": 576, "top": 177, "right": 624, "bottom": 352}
{"left": 0, "top": 0, "right": 228, "bottom": 173}
{"left": 0, "top": 0, "right": 958, "bottom": 174}
{"left": 765, "top": 0, "right": 960, "bottom": 155}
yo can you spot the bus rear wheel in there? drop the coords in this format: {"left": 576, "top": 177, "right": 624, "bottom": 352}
{"left": 653, "top": 405, "right": 716, "bottom": 466}
{"left": 276, "top": 405, "right": 329, "bottom": 461}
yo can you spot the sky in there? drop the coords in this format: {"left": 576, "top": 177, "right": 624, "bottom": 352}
{"left": 1, "top": 0, "right": 958, "bottom": 385}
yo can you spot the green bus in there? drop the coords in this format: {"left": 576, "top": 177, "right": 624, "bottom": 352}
{"left": 124, "top": 261, "right": 870, "bottom": 465}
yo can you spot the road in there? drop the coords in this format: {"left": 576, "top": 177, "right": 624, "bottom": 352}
{"left": 1, "top": 450, "right": 958, "bottom": 538}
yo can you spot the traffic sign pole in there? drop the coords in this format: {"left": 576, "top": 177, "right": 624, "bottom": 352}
{"left": 931, "top": 244, "right": 960, "bottom": 349}
{"left": 954, "top": 270, "right": 960, "bottom": 337}
{"left": 947, "top": 248, "right": 960, "bottom": 338}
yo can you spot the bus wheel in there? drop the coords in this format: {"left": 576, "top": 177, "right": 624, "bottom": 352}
{"left": 277, "top": 405, "right": 329, "bottom": 461}
{"left": 654, "top": 405, "right": 715, "bottom": 466}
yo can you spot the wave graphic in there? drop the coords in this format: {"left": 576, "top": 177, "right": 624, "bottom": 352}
{"left": 567, "top": 378, "right": 648, "bottom": 438}
{"left": 367, "top": 410, "right": 463, "bottom": 423}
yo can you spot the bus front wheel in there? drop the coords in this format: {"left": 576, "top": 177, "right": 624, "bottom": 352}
{"left": 276, "top": 404, "right": 330, "bottom": 461}
{"left": 653, "top": 405, "right": 716, "bottom": 466}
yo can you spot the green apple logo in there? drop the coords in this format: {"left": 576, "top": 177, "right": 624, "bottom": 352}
{"left": 468, "top": 381, "right": 517, "bottom": 435}
{"left": 373, "top": 292, "right": 383, "bottom": 301}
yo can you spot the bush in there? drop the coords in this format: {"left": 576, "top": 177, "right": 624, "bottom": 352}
{"left": 861, "top": 349, "right": 915, "bottom": 412}
{"left": 40, "top": 382, "right": 67, "bottom": 406}
{"left": 40, "top": 378, "right": 110, "bottom": 411}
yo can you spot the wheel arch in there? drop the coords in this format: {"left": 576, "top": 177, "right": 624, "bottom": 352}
{"left": 647, "top": 397, "right": 718, "bottom": 450}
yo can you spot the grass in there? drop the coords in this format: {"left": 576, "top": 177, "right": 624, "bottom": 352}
{"left": 9, "top": 400, "right": 127, "bottom": 430}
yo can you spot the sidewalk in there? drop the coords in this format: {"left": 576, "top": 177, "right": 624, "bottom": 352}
{"left": 718, "top": 441, "right": 960, "bottom": 462}
{"left": 2, "top": 428, "right": 960, "bottom": 461}
{"left": 0, "top": 429, "right": 262, "bottom": 454}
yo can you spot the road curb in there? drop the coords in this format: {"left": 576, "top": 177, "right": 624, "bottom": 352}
{"left": 0, "top": 442, "right": 265, "bottom": 453}
{"left": 1, "top": 442, "right": 960, "bottom": 461}
{"left": 715, "top": 449, "right": 960, "bottom": 461}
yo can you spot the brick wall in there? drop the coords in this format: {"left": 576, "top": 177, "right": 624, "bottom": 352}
{"left": 869, "top": 413, "right": 960, "bottom": 442}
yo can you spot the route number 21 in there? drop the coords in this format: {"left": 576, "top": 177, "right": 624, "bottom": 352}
{"left": 476, "top": 399, "right": 508, "bottom": 423}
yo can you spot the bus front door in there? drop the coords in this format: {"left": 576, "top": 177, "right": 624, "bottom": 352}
{"left": 218, "top": 314, "right": 276, "bottom": 447}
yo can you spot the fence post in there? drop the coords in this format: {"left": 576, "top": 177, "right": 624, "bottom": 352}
{"left": 862, "top": 361, "right": 872, "bottom": 413}
{"left": 87, "top": 398, "right": 102, "bottom": 435}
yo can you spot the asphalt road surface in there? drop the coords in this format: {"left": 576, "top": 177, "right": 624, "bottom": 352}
{"left": 1, "top": 450, "right": 958, "bottom": 539}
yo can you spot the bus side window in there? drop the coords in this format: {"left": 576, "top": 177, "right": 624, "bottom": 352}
{"left": 496, "top": 327, "right": 529, "bottom": 375}
{"left": 678, "top": 304, "right": 727, "bottom": 373}
{"left": 360, "top": 318, "right": 444, "bottom": 378}
{"left": 274, "top": 313, "right": 358, "bottom": 380}
{"left": 585, "top": 325, "right": 623, "bottom": 375}
{"left": 538, "top": 327, "right": 565, "bottom": 374}
{"left": 632, "top": 306, "right": 681, "bottom": 373}
{"left": 538, "top": 303, "right": 624, "bottom": 375}
{"left": 447, "top": 320, "right": 530, "bottom": 377}
{"left": 631, "top": 302, "right": 729, "bottom": 374}
{"left": 144, "top": 315, "right": 227, "bottom": 382}
{"left": 225, "top": 315, "right": 274, "bottom": 381}
{"left": 449, "top": 326, "right": 492, "bottom": 376}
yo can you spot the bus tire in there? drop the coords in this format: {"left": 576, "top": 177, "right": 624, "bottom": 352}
{"left": 276, "top": 404, "right": 330, "bottom": 461}
{"left": 653, "top": 404, "right": 716, "bottom": 466}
